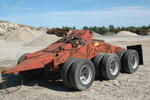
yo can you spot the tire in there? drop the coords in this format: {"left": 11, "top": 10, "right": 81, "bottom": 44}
{"left": 93, "top": 53, "right": 105, "bottom": 79}
{"left": 18, "top": 53, "right": 44, "bottom": 80}
{"left": 117, "top": 49, "right": 126, "bottom": 60}
{"left": 122, "top": 50, "right": 139, "bottom": 74}
{"left": 61, "top": 58, "right": 79, "bottom": 88}
{"left": 68, "top": 58, "right": 95, "bottom": 91}
{"left": 117, "top": 49, "right": 127, "bottom": 72}
{"left": 100, "top": 54, "right": 121, "bottom": 80}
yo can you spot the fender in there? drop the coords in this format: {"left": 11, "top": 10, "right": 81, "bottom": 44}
{"left": 127, "top": 45, "right": 143, "bottom": 65}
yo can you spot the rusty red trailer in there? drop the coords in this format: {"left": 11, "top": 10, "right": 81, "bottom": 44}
{"left": 0, "top": 30, "right": 143, "bottom": 91}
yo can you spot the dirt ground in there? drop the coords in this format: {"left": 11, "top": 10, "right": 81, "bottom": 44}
{"left": 0, "top": 36, "right": 150, "bottom": 100}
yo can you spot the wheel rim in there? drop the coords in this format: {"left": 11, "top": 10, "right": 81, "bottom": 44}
{"left": 130, "top": 54, "right": 138, "bottom": 69}
{"left": 79, "top": 65, "right": 92, "bottom": 85}
{"left": 109, "top": 59, "right": 119, "bottom": 76}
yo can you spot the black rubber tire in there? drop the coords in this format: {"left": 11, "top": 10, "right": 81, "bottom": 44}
{"left": 100, "top": 54, "right": 121, "bottom": 80}
{"left": 18, "top": 53, "right": 44, "bottom": 80}
{"left": 68, "top": 58, "right": 95, "bottom": 91}
{"left": 117, "top": 49, "right": 127, "bottom": 72}
{"left": 122, "top": 50, "right": 139, "bottom": 74}
{"left": 93, "top": 53, "right": 105, "bottom": 79}
{"left": 117, "top": 49, "right": 126, "bottom": 60}
{"left": 61, "top": 58, "right": 79, "bottom": 88}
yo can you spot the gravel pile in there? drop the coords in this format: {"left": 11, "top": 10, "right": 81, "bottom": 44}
{"left": 24, "top": 34, "right": 60, "bottom": 47}
{"left": 116, "top": 31, "right": 138, "bottom": 36}
{"left": 37, "top": 27, "right": 49, "bottom": 33}
{"left": 0, "top": 22, "right": 19, "bottom": 36}
{"left": 103, "top": 32, "right": 114, "bottom": 36}
{"left": 92, "top": 32, "right": 102, "bottom": 38}
{"left": 6, "top": 27, "right": 44, "bottom": 42}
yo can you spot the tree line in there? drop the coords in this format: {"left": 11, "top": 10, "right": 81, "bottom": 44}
{"left": 62, "top": 25, "right": 150, "bottom": 35}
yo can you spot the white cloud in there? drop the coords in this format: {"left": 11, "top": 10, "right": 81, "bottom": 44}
{"left": 1, "top": 6, "right": 150, "bottom": 27}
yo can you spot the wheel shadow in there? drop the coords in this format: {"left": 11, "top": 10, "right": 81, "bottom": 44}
{"left": 0, "top": 74, "right": 73, "bottom": 92}
{"left": 0, "top": 73, "right": 109, "bottom": 93}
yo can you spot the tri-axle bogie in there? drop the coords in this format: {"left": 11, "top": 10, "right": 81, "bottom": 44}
{"left": 0, "top": 30, "right": 143, "bottom": 91}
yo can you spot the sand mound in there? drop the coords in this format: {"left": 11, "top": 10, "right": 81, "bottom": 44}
{"left": 25, "top": 31, "right": 102, "bottom": 47}
{"left": 93, "top": 32, "right": 102, "bottom": 38}
{"left": 117, "top": 31, "right": 138, "bottom": 36}
{"left": 6, "top": 27, "right": 44, "bottom": 42}
{"left": 103, "top": 32, "right": 114, "bottom": 36}
{"left": 24, "top": 34, "right": 60, "bottom": 47}
{"left": 37, "top": 27, "right": 49, "bottom": 33}
{"left": 0, "top": 38, "right": 5, "bottom": 42}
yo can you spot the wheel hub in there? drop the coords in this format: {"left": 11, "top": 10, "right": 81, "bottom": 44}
{"left": 130, "top": 54, "right": 138, "bottom": 69}
{"left": 109, "top": 60, "right": 119, "bottom": 76}
{"left": 80, "top": 65, "right": 92, "bottom": 85}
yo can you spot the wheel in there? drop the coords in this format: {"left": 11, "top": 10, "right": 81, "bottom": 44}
{"left": 117, "top": 49, "right": 127, "bottom": 72}
{"left": 61, "top": 58, "right": 79, "bottom": 88}
{"left": 100, "top": 54, "right": 121, "bottom": 80}
{"left": 117, "top": 49, "right": 126, "bottom": 60}
{"left": 18, "top": 53, "right": 44, "bottom": 80}
{"left": 93, "top": 53, "right": 105, "bottom": 79}
{"left": 122, "top": 50, "right": 139, "bottom": 74}
{"left": 68, "top": 58, "right": 95, "bottom": 91}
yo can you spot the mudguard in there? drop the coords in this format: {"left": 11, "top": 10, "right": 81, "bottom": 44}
{"left": 127, "top": 45, "right": 143, "bottom": 65}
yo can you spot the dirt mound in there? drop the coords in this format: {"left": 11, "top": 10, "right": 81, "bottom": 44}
{"left": 24, "top": 34, "right": 60, "bottom": 47}
{"left": 117, "top": 31, "right": 138, "bottom": 36}
{"left": 6, "top": 27, "right": 43, "bottom": 42}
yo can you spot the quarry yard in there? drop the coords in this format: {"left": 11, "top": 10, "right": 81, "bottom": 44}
{"left": 0, "top": 20, "right": 150, "bottom": 100}
{"left": 1, "top": 0, "right": 150, "bottom": 99}
{"left": 0, "top": 35, "right": 150, "bottom": 100}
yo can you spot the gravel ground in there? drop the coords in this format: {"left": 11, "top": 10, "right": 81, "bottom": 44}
{"left": 0, "top": 36, "right": 150, "bottom": 100}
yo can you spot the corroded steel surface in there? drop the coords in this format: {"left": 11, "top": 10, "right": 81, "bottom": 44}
{"left": 2, "top": 30, "right": 124, "bottom": 74}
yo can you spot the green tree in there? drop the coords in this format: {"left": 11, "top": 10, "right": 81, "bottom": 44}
{"left": 108, "top": 25, "right": 115, "bottom": 33}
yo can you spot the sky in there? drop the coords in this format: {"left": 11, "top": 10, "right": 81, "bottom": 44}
{"left": 0, "top": 0, "right": 150, "bottom": 28}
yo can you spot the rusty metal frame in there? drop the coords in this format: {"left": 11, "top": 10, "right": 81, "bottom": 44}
{"left": 1, "top": 30, "right": 124, "bottom": 74}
